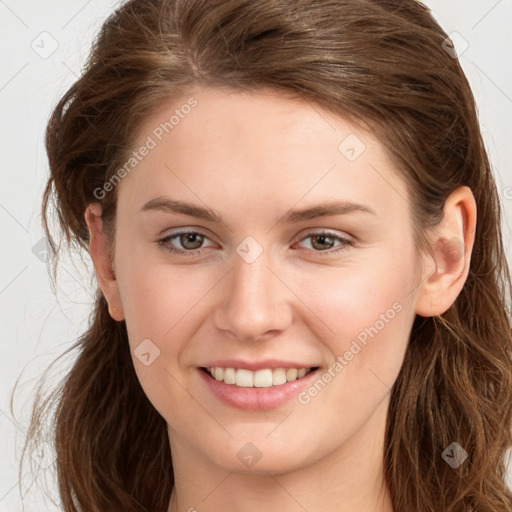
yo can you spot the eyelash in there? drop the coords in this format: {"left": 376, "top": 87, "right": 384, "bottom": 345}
{"left": 157, "top": 229, "right": 354, "bottom": 258}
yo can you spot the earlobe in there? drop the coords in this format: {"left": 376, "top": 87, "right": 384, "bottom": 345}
{"left": 84, "top": 203, "right": 125, "bottom": 322}
{"left": 415, "top": 186, "right": 477, "bottom": 318}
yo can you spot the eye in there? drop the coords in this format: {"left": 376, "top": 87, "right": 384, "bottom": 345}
{"left": 157, "top": 229, "right": 353, "bottom": 258}
{"left": 158, "top": 230, "right": 215, "bottom": 255}
{"left": 294, "top": 231, "right": 353, "bottom": 256}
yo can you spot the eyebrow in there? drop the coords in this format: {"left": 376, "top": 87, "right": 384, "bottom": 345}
{"left": 141, "top": 196, "right": 375, "bottom": 223}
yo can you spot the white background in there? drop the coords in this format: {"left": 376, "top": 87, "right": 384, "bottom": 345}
{"left": 1, "top": 0, "right": 511, "bottom": 510}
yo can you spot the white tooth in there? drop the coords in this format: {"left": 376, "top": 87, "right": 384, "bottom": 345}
{"left": 224, "top": 367, "right": 236, "bottom": 385}
{"left": 286, "top": 368, "right": 298, "bottom": 382}
{"left": 236, "top": 369, "right": 254, "bottom": 387}
{"left": 254, "top": 369, "right": 273, "bottom": 388}
{"left": 272, "top": 368, "right": 287, "bottom": 385}
{"left": 207, "top": 366, "right": 310, "bottom": 386}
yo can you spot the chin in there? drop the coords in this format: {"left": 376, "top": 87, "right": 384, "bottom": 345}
{"left": 202, "top": 436, "right": 319, "bottom": 475}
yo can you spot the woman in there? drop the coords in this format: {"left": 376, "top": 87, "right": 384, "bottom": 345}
{"left": 23, "top": 0, "right": 512, "bottom": 510}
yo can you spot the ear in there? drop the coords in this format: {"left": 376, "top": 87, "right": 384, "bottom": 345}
{"left": 84, "top": 203, "right": 125, "bottom": 321}
{"left": 415, "top": 186, "right": 477, "bottom": 317}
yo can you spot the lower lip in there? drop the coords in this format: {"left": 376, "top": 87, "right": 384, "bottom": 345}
{"left": 198, "top": 368, "right": 320, "bottom": 410}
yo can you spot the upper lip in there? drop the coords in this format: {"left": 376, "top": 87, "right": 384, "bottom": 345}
{"left": 200, "top": 359, "right": 320, "bottom": 371}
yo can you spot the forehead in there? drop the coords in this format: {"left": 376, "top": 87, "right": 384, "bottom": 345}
{"left": 136, "top": 86, "right": 367, "bottom": 157}
{"left": 116, "top": 86, "right": 410, "bottom": 227}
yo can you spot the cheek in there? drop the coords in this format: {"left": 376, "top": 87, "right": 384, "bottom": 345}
{"left": 296, "top": 246, "right": 417, "bottom": 381}
{"left": 286, "top": 252, "right": 416, "bottom": 453}
{"left": 114, "top": 256, "right": 215, "bottom": 418}
{"left": 115, "top": 239, "right": 217, "bottom": 347}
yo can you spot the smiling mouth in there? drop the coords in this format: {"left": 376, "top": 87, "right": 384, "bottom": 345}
{"left": 200, "top": 366, "right": 320, "bottom": 388}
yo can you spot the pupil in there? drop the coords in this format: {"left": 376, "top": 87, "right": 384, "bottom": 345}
{"left": 313, "top": 234, "right": 332, "bottom": 250}
{"left": 182, "top": 233, "right": 202, "bottom": 249}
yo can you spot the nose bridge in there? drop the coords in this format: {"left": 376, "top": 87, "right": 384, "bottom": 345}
{"left": 214, "top": 244, "right": 292, "bottom": 341}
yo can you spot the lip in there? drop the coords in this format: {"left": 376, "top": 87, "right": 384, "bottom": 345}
{"left": 198, "top": 366, "right": 321, "bottom": 410}
{"left": 201, "top": 359, "right": 318, "bottom": 371}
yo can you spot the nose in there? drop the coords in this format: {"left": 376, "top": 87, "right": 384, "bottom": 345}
{"left": 213, "top": 248, "right": 293, "bottom": 342}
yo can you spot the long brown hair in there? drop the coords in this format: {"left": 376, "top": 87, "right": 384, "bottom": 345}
{"left": 19, "top": 0, "right": 512, "bottom": 510}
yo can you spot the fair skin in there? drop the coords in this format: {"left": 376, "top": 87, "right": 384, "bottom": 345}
{"left": 85, "top": 86, "right": 476, "bottom": 512}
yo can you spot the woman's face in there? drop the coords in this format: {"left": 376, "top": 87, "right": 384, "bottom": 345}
{"left": 110, "top": 86, "right": 426, "bottom": 473}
